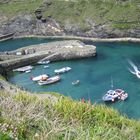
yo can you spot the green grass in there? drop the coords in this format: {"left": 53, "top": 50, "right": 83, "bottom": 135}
{"left": 0, "top": 0, "right": 139, "bottom": 29}
{"left": 112, "top": 22, "right": 140, "bottom": 29}
{"left": 42, "top": 0, "right": 140, "bottom": 29}
{"left": 0, "top": 0, "right": 43, "bottom": 18}
{"left": 0, "top": 91, "right": 140, "bottom": 139}
{"left": 0, "top": 75, "right": 6, "bottom": 80}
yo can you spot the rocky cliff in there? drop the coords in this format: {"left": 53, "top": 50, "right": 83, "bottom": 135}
{"left": 0, "top": 0, "right": 140, "bottom": 38}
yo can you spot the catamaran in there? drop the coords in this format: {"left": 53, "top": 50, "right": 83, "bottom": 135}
{"left": 102, "top": 77, "right": 128, "bottom": 102}
{"left": 102, "top": 89, "right": 128, "bottom": 102}
{"left": 102, "top": 90, "right": 118, "bottom": 102}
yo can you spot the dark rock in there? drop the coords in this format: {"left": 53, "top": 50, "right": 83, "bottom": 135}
{"left": 41, "top": 18, "right": 46, "bottom": 23}
{"left": 0, "top": 82, "right": 4, "bottom": 89}
{"left": 0, "top": 12, "right": 140, "bottom": 38}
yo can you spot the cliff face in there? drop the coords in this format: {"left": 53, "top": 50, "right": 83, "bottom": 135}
{"left": 0, "top": 0, "right": 140, "bottom": 38}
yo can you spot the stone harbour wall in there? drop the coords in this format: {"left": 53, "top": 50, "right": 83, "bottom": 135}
{"left": 0, "top": 40, "right": 96, "bottom": 72}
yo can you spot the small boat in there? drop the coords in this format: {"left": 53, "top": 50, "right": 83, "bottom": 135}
{"left": 103, "top": 89, "right": 128, "bottom": 102}
{"left": 38, "top": 75, "right": 61, "bottom": 85}
{"left": 72, "top": 80, "right": 80, "bottom": 85}
{"left": 102, "top": 90, "right": 119, "bottom": 102}
{"left": 115, "top": 89, "right": 125, "bottom": 96}
{"left": 54, "top": 67, "right": 72, "bottom": 74}
{"left": 31, "top": 74, "right": 49, "bottom": 82}
{"left": 120, "top": 93, "right": 128, "bottom": 101}
{"left": 115, "top": 89, "right": 128, "bottom": 101}
{"left": 44, "top": 65, "right": 49, "bottom": 68}
{"left": 128, "top": 59, "right": 140, "bottom": 79}
{"left": 37, "top": 60, "right": 50, "bottom": 65}
{"left": 25, "top": 70, "right": 31, "bottom": 73}
{"left": 13, "top": 65, "right": 33, "bottom": 72}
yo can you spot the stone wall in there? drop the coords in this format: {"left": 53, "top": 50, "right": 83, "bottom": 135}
{"left": 0, "top": 40, "right": 96, "bottom": 72}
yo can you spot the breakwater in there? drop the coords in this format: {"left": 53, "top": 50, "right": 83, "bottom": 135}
{"left": 0, "top": 40, "right": 96, "bottom": 73}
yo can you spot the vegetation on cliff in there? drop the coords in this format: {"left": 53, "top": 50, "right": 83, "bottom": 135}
{"left": 0, "top": 90, "right": 140, "bottom": 140}
{"left": 43, "top": 0, "right": 140, "bottom": 30}
{"left": 0, "top": 0, "right": 140, "bottom": 30}
{"left": 0, "top": 0, "right": 43, "bottom": 18}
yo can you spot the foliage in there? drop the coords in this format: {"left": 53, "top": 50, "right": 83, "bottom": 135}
{"left": 0, "top": 0, "right": 43, "bottom": 18}
{"left": 0, "top": 75, "right": 6, "bottom": 81}
{"left": 0, "top": 0, "right": 139, "bottom": 30}
{"left": 0, "top": 91, "right": 140, "bottom": 139}
{"left": 42, "top": 0, "right": 140, "bottom": 29}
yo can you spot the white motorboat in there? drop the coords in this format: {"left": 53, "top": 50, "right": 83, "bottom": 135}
{"left": 38, "top": 75, "right": 61, "bottom": 85}
{"left": 31, "top": 74, "right": 49, "bottom": 82}
{"left": 128, "top": 68, "right": 140, "bottom": 79}
{"left": 13, "top": 65, "right": 33, "bottom": 72}
{"left": 25, "top": 70, "right": 31, "bottom": 73}
{"left": 72, "top": 80, "right": 80, "bottom": 85}
{"left": 102, "top": 90, "right": 119, "bottom": 102}
{"left": 44, "top": 65, "right": 49, "bottom": 68}
{"left": 37, "top": 60, "right": 50, "bottom": 65}
{"left": 128, "top": 59, "right": 140, "bottom": 78}
{"left": 54, "top": 67, "right": 72, "bottom": 74}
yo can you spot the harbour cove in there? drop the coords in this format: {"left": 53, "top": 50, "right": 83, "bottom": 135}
{"left": 1, "top": 38, "right": 140, "bottom": 119}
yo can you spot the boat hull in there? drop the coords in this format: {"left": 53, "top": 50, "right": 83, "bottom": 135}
{"left": 54, "top": 67, "right": 71, "bottom": 74}
{"left": 38, "top": 76, "right": 60, "bottom": 85}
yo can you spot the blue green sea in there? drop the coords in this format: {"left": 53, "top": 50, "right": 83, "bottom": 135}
{"left": 0, "top": 38, "right": 140, "bottom": 119}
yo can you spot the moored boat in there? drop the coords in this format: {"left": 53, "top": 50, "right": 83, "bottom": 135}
{"left": 102, "top": 90, "right": 118, "bottom": 102}
{"left": 38, "top": 75, "right": 61, "bottom": 85}
{"left": 44, "top": 65, "right": 49, "bottom": 68}
{"left": 13, "top": 65, "right": 33, "bottom": 72}
{"left": 103, "top": 89, "right": 128, "bottom": 102}
{"left": 37, "top": 60, "right": 50, "bottom": 65}
{"left": 54, "top": 67, "right": 72, "bottom": 74}
{"left": 72, "top": 80, "right": 80, "bottom": 85}
{"left": 31, "top": 74, "right": 49, "bottom": 82}
{"left": 115, "top": 89, "right": 125, "bottom": 96}
{"left": 115, "top": 89, "right": 128, "bottom": 101}
{"left": 25, "top": 70, "right": 31, "bottom": 73}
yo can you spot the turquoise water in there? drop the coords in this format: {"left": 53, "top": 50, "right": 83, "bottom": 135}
{"left": 1, "top": 39, "right": 140, "bottom": 119}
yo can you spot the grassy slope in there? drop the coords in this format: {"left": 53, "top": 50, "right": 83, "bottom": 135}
{"left": 0, "top": 0, "right": 140, "bottom": 30}
{"left": 43, "top": 0, "right": 140, "bottom": 29}
{"left": 0, "top": 91, "right": 140, "bottom": 139}
{"left": 0, "top": 0, "right": 43, "bottom": 18}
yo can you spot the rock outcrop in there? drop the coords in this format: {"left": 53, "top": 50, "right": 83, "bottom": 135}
{"left": 0, "top": 12, "right": 140, "bottom": 38}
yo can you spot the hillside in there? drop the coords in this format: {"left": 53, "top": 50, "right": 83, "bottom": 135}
{"left": 0, "top": 75, "right": 140, "bottom": 139}
{"left": 1, "top": 90, "right": 140, "bottom": 140}
{"left": 0, "top": 0, "right": 140, "bottom": 37}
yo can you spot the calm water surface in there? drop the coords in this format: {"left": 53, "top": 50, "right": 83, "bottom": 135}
{"left": 1, "top": 38, "right": 140, "bottom": 119}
